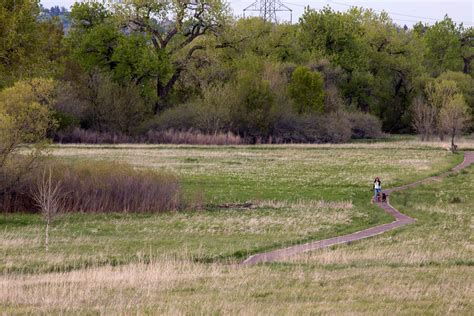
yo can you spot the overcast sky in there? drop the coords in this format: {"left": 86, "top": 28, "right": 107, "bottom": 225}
{"left": 41, "top": 0, "right": 473, "bottom": 27}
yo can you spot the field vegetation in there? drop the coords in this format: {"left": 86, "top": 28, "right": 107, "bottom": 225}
{"left": 1, "top": 144, "right": 472, "bottom": 313}
{"left": 0, "top": 143, "right": 464, "bottom": 274}
{"left": 2, "top": 161, "right": 181, "bottom": 214}
{"left": 49, "top": 141, "right": 464, "bottom": 203}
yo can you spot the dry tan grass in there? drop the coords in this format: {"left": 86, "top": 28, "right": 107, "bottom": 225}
{"left": 1, "top": 258, "right": 472, "bottom": 314}
{"left": 254, "top": 199, "right": 353, "bottom": 210}
{"left": 292, "top": 237, "right": 473, "bottom": 266}
{"left": 49, "top": 136, "right": 474, "bottom": 150}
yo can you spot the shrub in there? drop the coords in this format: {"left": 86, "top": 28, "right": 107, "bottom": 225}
{"left": 273, "top": 110, "right": 380, "bottom": 143}
{"left": 312, "top": 112, "right": 352, "bottom": 143}
{"left": 273, "top": 111, "right": 352, "bottom": 143}
{"left": 141, "top": 83, "right": 235, "bottom": 135}
{"left": 1, "top": 161, "right": 181, "bottom": 213}
{"left": 143, "top": 103, "right": 199, "bottom": 132}
{"left": 62, "top": 72, "right": 152, "bottom": 134}
{"left": 272, "top": 110, "right": 308, "bottom": 143}
{"left": 193, "top": 84, "right": 234, "bottom": 133}
{"left": 50, "top": 81, "right": 85, "bottom": 131}
{"left": 347, "top": 111, "right": 383, "bottom": 139}
{"left": 81, "top": 74, "right": 151, "bottom": 134}
{"left": 231, "top": 73, "right": 276, "bottom": 141}
{"left": 288, "top": 66, "right": 325, "bottom": 114}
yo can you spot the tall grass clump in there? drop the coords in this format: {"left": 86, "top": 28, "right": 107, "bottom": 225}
{"left": 55, "top": 128, "right": 133, "bottom": 144}
{"left": 1, "top": 161, "right": 181, "bottom": 213}
{"left": 55, "top": 127, "right": 244, "bottom": 145}
{"left": 143, "top": 129, "right": 243, "bottom": 145}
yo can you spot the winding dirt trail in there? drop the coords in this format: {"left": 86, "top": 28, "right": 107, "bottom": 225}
{"left": 240, "top": 151, "right": 474, "bottom": 266}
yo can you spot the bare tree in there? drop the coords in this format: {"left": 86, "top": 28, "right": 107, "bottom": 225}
{"left": 439, "top": 94, "right": 471, "bottom": 152}
{"left": 411, "top": 96, "right": 437, "bottom": 141}
{"left": 32, "top": 168, "right": 63, "bottom": 251}
{"left": 425, "top": 79, "right": 459, "bottom": 140}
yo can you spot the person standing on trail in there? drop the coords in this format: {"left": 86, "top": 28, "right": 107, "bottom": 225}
{"left": 373, "top": 177, "right": 382, "bottom": 202}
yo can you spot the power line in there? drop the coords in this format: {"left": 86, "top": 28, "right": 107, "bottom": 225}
{"left": 234, "top": 0, "right": 473, "bottom": 26}
{"left": 280, "top": 0, "right": 472, "bottom": 25}
{"left": 328, "top": 0, "right": 473, "bottom": 25}
{"left": 281, "top": 1, "right": 308, "bottom": 8}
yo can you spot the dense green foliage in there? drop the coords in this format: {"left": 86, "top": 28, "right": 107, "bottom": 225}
{"left": 288, "top": 66, "right": 324, "bottom": 114}
{"left": 0, "top": 0, "right": 64, "bottom": 88}
{"left": 1, "top": 0, "right": 473, "bottom": 143}
{"left": 0, "top": 78, "right": 57, "bottom": 192}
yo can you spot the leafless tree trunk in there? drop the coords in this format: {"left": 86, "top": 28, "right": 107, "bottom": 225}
{"left": 32, "top": 168, "right": 63, "bottom": 251}
{"left": 411, "top": 96, "right": 436, "bottom": 141}
{"left": 451, "top": 127, "right": 457, "bottom": 153}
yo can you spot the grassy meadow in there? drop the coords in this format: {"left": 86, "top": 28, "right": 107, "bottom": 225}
{"left": 1, "top": 139, "right": 473, "bottom": 313}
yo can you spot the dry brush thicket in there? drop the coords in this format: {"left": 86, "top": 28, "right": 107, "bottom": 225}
{"left": 1, "top": 161, "right": 181, "bottom": 214}
{"left": 55, "top": 128, "right": 245, "bottom": 145}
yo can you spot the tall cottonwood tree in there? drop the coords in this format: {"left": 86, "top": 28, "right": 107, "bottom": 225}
{"left": 114, "top": 0, "right": 230, "bottom": 112}
{"left": 299, "top": 7, "right": 423, "bottom": 132}
{"left": 460, "top": 27, "right": 474, "bottom": 75}
{"left": 0, "top": 0, "right": 64, "bottom": 89}
{"left": 422, "top": 16, "right": 467, "bottom": 76}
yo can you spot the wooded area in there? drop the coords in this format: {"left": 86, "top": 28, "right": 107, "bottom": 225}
{"left": 1, "top": 0, "right": 473, "bottom": 144}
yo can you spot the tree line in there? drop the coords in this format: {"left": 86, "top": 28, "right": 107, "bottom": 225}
{"left": 1, "top": 0, "right": 473, "bottom": 144}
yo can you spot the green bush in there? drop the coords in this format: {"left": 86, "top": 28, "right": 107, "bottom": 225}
{"left": 0, "top": 78, "right": 56, "bottom": 197}
{"left": 288, "top": 66, "right": 325, "bottom": 114}
{"left": 231, "top": 73, "right": 276, "bottom": 141}
{"left": 142, "top": 103, "right": 199, "bottom": 132}
{"left": 348, "top": 111, "right": 383, "bottom": 139}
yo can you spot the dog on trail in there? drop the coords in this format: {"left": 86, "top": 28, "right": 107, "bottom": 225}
{"left": 373, "top": 192, "right": 387, "bottom": 203}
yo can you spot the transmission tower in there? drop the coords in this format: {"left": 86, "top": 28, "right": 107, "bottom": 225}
{"left": 243, "top": 0, "right": 293, "bottom": 23}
